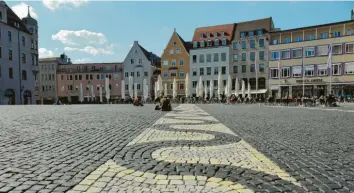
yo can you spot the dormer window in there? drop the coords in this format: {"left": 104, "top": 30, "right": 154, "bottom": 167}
{"left": 221, "top": 31, "right": 225, "bottom": 37}
{"left": 240, "top": 32, "right": 246, "bottom": 38}
{"left": 207, "top": 33, "right": 210, "bottom": 38}
{"left": 193, "top": 41, "right": 198, "bottom": 48}
{"left": 248, "top": 31, "right": 254, "bottom": 37}
{"left": 214, "top": 39, "right": 219, "bottom": 46}
{"left": 200, "top": 33, "right": 204, "bottom": 39}
{"left": 214, "top": 32, "right": 218, "bottom": 37}
{"left": 200, "top": 41, "right": 205, "bottom": 47}
{"left": 257, "top": 29, "right": 263, "bottom": 36}
{"left": 207, "top": 40, "right": 212, "bottom": 47}
{"left": 221, "top": 38, "right": 227, "bottom": 46}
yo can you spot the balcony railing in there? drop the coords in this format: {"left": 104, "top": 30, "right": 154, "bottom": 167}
{"left": 57, "top": 68, "right": 123, "bottom": 73}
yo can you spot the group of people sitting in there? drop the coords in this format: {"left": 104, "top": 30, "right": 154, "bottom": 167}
{"left": 132, "top": 95, "right": 172, "bottom": 111}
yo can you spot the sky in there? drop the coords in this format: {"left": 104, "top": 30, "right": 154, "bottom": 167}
{"left": 6, "top": 0, "right": 353, "bottom": 64}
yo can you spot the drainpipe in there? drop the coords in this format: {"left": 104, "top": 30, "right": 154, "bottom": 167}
{"left": 18, "top": 29, "right": 23, "bottom": 104}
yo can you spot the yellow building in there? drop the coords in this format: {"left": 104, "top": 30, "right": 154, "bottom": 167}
{"left": 268, "top": 16, "right": 354, "bottom": 98}
{"left": 160, "top": 28, "right": 191, "bottom": 96}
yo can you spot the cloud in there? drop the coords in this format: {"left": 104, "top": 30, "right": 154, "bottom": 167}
{"left": 64, "top": 45, "right": 114, "bottom": 56}
{"left": 42, "top": 0, "right": 88, "bottom": 11}
{"left": 39, "top": 48, "right": 54, "bottom": 58}
{"left": 52, "top": 29, "right": 107, "bottom": 46}
{"left": 11, "top": 3, "right": 38, "bottom": 19}
{"left": 72, "top": 58, "right": 92, "bottom": 64}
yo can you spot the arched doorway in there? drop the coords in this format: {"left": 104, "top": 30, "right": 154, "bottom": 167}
{"left": 23, "top": 90, "right": 32, "bottom": 105}
{"left": 4, "top": 89, "right": 15, "bottom": 105}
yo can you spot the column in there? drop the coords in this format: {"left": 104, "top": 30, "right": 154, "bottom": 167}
{"left": 313, "top": 85, "right": 318, "bottom": 97}
{"left": 289, "top": 86, "right": 293, "bottom": 98}
{"left": 41, "top": 97, "right": 44, "bottom": 105}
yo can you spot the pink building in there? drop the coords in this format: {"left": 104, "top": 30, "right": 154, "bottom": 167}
{"left": 57, "top": 62, "right": 123, "bottom": 103}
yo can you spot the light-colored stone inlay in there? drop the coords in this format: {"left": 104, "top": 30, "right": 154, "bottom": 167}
{"left": 170, "top": 123, "right": 236, "bottom": 136}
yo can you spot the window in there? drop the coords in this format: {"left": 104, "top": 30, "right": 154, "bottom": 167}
{"left": 200, "top": 41, "right": 205, "bottom": 47}
{"left": 206, "top": 54, "right": 211, "bottom": 62}
{"left": 206, "top": 67, "right": 211, "bottom": 75}
{"left": 22, "top": 53, "right": 26, "bottom": 63}
{"left": 138, "top": 58, "right": 142, "bottom": 64}
{"left": 240, "top": 32, "right": 246, "bottom": 38}
{"left": 199, "top": 68, "right": 204, "bottom": 75}
{"left": 214, "top": 32, "right": 218, "bottom": 37}
{"left": 317, "top": 45, "right": 328, "bottom": 56}
{"left": 242, "top": 65, "right": 246, "bottom": 73}
{"left": 193, "top": 41, "right": 198, "bottom": 48}
{"left": 281, "top": 67, "right": 290, "bottom": 78}
{"left": 250, "top": 52, "right": 255, "bottom": 61}
{"left": 259, "top": 39, "right": 265, "bottom": 47}
{"left": 221, "top": 38, "right": 227, "bottom": 46}
{"left": 173, "top": 42, "right": 176, "bottom": 46}
{"left": 199, "top": 55, "right": 204, "bottom": 63}
{"left": 320, "top": 32, "right": 328, "bottom": 39}
{"left": 214, "top": 67, "right": 218, "bottom": 75}
{"left": 259, "top": 51, "right": 264, "bottom": 60}
{"left": 233, "top": 42, "right": 238, "bottom": 50}
{"left": 250, "top": 64, "right": 255, "bottom": 72}
{"left": 207, "top": 40, "right": 212, "bottom": 47}
{"left": 22, "top": 70, "right": 27, "bottom": 80}
{"left": 206, "top": 33, "right": 210, "bottom": 38}
{"left": 221, "top": 66, "right": 226, "bottom": 75}
{"left": 125, "top": 72, "right": 129, "bottom": 77}
{"left": 241, "top": 41, "right": 246, "bottom": 49}
{"left": 179, "top": 71, "right": 185, "bottom": 77}
{"left": 130, "top": 59, "right": 134, "bottom": 64}
{"left": 233, "top": 66, "right": 238, "bottom": 73}
{"left": 242, "top": 53, "right": 246, "bottom": 61}
{"left": 273, "top": 39, "right": 279, "bottom": 45}
{"left": 333, "top": 31, "right": 341, "bottom": 37}
{"left": 171, "top": 60, "right": 176, "bottom": 66}
{"left": 332, "top": 63, "right": 341, "bottom": 75}
{"left": 257, "top": 29, "right": 263, "bottom": 36}
{"left": 317, "top": 64, "right": 327, "bottom": 76}
{"left": 233, "top": 54, "right": 238, "bottom": 62}
{"left": 281, "top": 50, "right": 290, "bottom": 59}
{"left": 137, "top": 84, "right": 140, "bottom": 90}
{"left": 344, "top": 62, "right": 354, "bottom": 74}
{"left": 248, "top": 31, "right": 254, "bottom": 37}
{"left": 192, "top": 81, "right": 197, "bottom": 88}
{"left": 270, "top": 68, "right": 279, "bottom": 78}
{"left": 163, "top": 60, "right": 168, "bottom": 66}
{"left": 283, "top": 37, "right": 291, "bottom": 43}
{"left": 163, "top": 71, "right": 168, "bottom": 78}
{"left": 179, "top": 83, "right": 184, "bottom": 90}
{"left": 192, "top": 68, "right": 197, "bottom": 76}
{"left": 213, "top": 53, "right": 219, "bottom": 62}
{"left": 8, "top": 31, "right": 11, "bottom": 42}
{"left": 214, "top": 39, "right": 219, "bottom": 46}
{"left": 179, "top": 59, "right": 184, "bottom": 66}
{"left": 307, "top": 34, "right": 315, "bottom": 41}
{"left": 345, "top": 43, "right": 354, "bottom": 53}
{"left": 22, "top": 36, "right": 25, "bottom": 46}
{"left": 304, "top": 65, "right": 314, "bottom": 77}
{"left": 250, "top": 40, "right": 255, "bottom": 48}
{"left": 213, "top": 80, "right": 218, "bottom": 87}
{"left": 200, "top": 33, "right": 204, "bottom": 39}
{"left": 176, "top": 49, "right": 181, "bottom": 54}
{"left": 8, "top": 49, "right": 12, "bottom": 60}
{"left": 295, "top": 36, "right": 302, "bottom": 42}
{"left": 332, "top": 44, "right": 342, "bottom": 55}
{"left": 271, "top": 51, "right": 279, "bottom": 60}
{"left": 169, "top": 49, "right": 174, "bottom": 54}
{"left": 137, "top": 71, "right": 140, "bottom": 77}
{"left": 305, "top": 47, "right": 315, "bottom": 57}
{"left": 221, "top": 31, "right": 225, "bottom": 36}
{"left": 192, "top": 55, "right": 197, "bottom": 63}
{"left": 170, "top": 71, "right": 176, "bottom": 77}
{"left": 144, "top": 71, "right": 148, "bottom": 76}
{"left": 9, "top": 67, "right": 13, "bottom": 78}
{"left": 259, "top": 63, "right": 265, "bottom": 72}
{"left": 0, "top": 47, "right": 2, "bottom": 58}
{"left": 131, "top": 72, "right": 134, "bottom": 76}
{"left": 221, "top": 53, "right": 226, "bottom": 61}
{"left": 290, "top": 66, "right": 301, "bottom": 77}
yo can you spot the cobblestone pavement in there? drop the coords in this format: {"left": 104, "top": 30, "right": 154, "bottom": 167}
{"left": 70, "top": 104, "right": 306, "bottom": 193}
{"left": 0, "top": 105, "right": 166, "bottom": 193}
{"left": 199, "top": 104, "right": 354, "bottom": 193}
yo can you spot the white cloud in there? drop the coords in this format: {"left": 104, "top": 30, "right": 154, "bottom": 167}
{"left": 42, "top": 0, "right": 88, "bottom": 11}
{"left": 39, "top": 48, "right": 54, "bottom": 58}
{"left": 11, "top": 3, "right": 38, "bottom": 19}
{"left": 64, "top": 45, "right": 114, "bottom": 56}
{"left": 52, "top": 29, "right": 107, "bottom": 46}
{"left": 72, "top": 58, "right": 92, "bottom": 64}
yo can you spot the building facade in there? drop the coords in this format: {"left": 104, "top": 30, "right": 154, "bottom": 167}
{"left": 269, "top": 14, "right": 354, "bottom": 98}
{"left": 190, "top": 24, "right": 235, "bottom": 97}
{"left": 122, "top": 41, "right": 161, "bottom": 98}
{"left": 56, "top": 62, "right": 123, "bottom": 103}
{"left": 231, "top": 18, "right": 274, "bottom": 97}
{"left": 38, "top": 54, "right": 70, "bottom": 104}
{"left": 0, "top": 2, "right": 39, "bottom": 105}
{"left": 161, "top": 28, "right": 191, "bottom": 96}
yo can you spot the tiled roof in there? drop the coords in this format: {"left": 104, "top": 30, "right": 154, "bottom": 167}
{"left": 138, "top": 45, "right": 152, "bottom": 61}
{"left": 176, "top": 33, "right": 192, "bottom": 53}
{"left": 192, "top": 23, "right": 235, "bottom": 42}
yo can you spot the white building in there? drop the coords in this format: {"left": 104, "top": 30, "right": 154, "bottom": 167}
{"left": 0, "top": 2, "right": 39, "bottom": 105}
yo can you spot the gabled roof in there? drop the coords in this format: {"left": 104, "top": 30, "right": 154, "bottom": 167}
{"left": 137, "top": 44, "right": 160, "bottom": 63}
{"left": 192, "top": 23, "right": 235, "bottom": 42}
{"left": 176, "top": 32, "right": 192, "bottom": 53}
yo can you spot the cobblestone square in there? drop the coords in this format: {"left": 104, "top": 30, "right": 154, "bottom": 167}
{"left": 1, "top": 104, "right": 354, "bottom": 193}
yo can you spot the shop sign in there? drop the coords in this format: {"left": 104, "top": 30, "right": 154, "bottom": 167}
{"left": 296, "top": 79, "right": 323, "bottom": 83}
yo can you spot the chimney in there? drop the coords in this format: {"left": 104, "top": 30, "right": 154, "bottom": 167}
{"left": 352, "top": 9, "right": 354, "bottom": 20}
{"left": 174, "top": 28, "right": 176, "bottom": 33}
{"left": 134, "top": 41, "right": 138, "bottom": 45}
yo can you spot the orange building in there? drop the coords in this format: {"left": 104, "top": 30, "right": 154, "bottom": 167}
{"left": 160, "top": 28, "right": 191, "bottom": 96}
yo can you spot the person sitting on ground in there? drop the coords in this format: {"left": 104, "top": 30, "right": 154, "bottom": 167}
{"left": 133, "top": 97, "right": 144, "bottom": 106}
{"left": 160, "top": 96, "right": 172, "bottom": 111}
